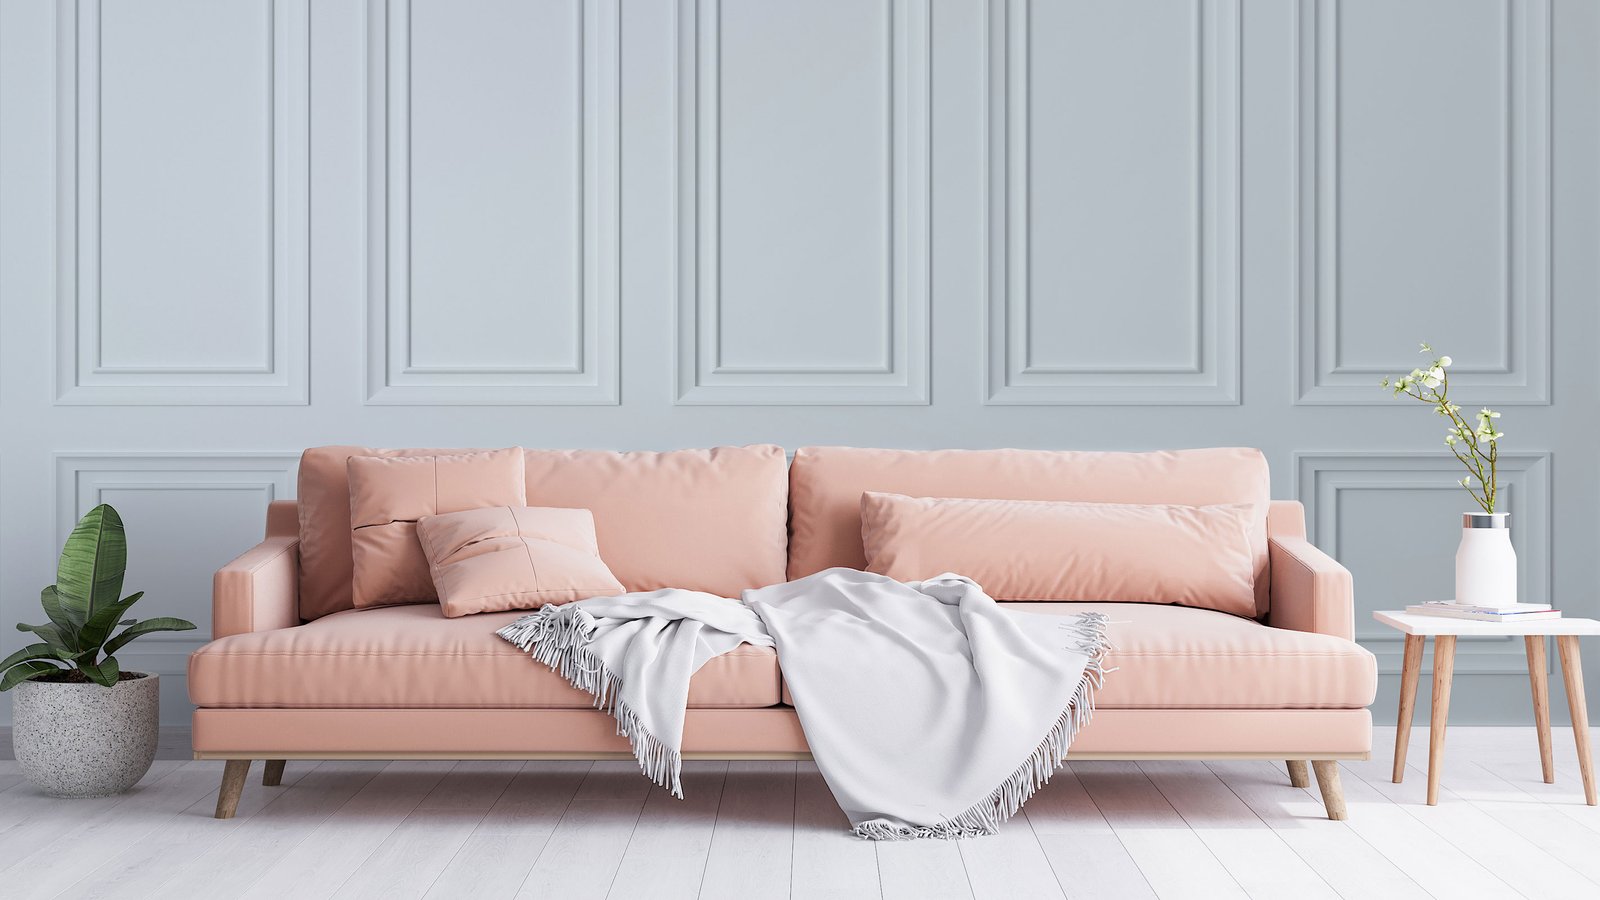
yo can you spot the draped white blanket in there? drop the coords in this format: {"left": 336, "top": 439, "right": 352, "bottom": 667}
{"left": 497, "top": 568, "right": 1109, "bottom": 839}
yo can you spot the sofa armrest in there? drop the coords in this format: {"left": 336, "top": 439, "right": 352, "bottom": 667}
{"left": 213, "top": 534, "right": 301, "bottom": 638}
{"left": 1267, "top": 536, "right": 1354, "bottom": 641}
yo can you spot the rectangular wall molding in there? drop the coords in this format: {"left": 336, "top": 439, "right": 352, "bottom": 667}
{"left": 1296, "top": 451, "right": 1552, "bottom": 675}
{"left": 55, "top": 0, "right": 310, "bottom": 405}
{"left": 55, "top": 453, "right": 299, "bottom": 653}
{"left": 984, "top": 0, "right": 1241, "bottom": 405}
{"left": 1294, "top": 0, "right": 1552, "bottom": 405}
{"left": 365, "top": 0, "right": 620, "bottom": 405}
{"left": 674, "top": 0, "right": 931, "bottom": 405}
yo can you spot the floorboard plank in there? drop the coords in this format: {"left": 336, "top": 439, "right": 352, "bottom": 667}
{"left": 1442, "top": 759, "right": 1600, "bottom": 887}
{"left": 330, "top": 760, "right": 518, "bottom": 900}
{"left": 122, "top": 761, "right": 379, "bottom": 900}
{"left": 1472, "top": 756, "right": 1600, "bottom": 836}
{"left": 1276, "top": 760, "right": 1517, "bottom": 900}
{"left": 697, "top": 761, "right": 797, "bottom": 900}
{"left": 1139, "top": 761, "right": 1339, "bottom": 900}
{"left": 1071, "top": 762, "right": 1246, "bottom": 900}
{"left": 606, "top": 761, "right": 728, "bottom": 900}
{"left": 0, "top": 758, "right": 200, "bottom": 893}
{"left": 513, "top": 761, "right": 654, "bottom": 900}
{"left": 1021, "top": 767, "right": 1154, "bottom": 900}
{"left": 876, "top": 839, "right": 973, "bottom": 900}
{"left": 415, "top": 760, "right": 522, "bottom": 810}
{"left": 0, "top": 757, "right": 181, "bottom": 836}
{"left": 239, "top": 761, "right": 457, "bottom": 900}
{"left": 790, "top": 762, "right": 880, "bottom": 900}
{"left": 333, "top": 808, "right": 489, "bottom": 900}
{"left": 954, "top": 820, "right": 1065, "bottom": 900}
{"left": 1343, "top": 753, "right": 1597, "bottom": 897}
{"left": 423, "top": 761, "right": 591, "bottom": 900}
{"left": 1206, "top": 760, "right": 1430, "bottom": 900}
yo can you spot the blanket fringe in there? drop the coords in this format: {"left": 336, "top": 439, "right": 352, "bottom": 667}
{"left": 498, "top": 607, "right": 687, "bottom": 799}
{"left": 852, "top": 612, "right": 1113, "bottom": 841}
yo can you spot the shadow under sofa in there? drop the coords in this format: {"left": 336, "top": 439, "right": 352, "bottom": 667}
{"left": 188, "top": 445, "right": 1376, "bottom": 821}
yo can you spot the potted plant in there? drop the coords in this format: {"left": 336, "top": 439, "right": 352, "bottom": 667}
{"left": 1382, "top": 343, "right": 1516, "bottom": 608}
{"left": 1, "top": 504, "right": 196, "bottom": 797}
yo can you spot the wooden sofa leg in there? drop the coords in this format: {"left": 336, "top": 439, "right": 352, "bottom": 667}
{"left": 1312, "top": 760, "right": 1347, "bottom": 821}
{"left": 263, "top": 759, "right": 286, "bottom": 787}
{"left": 215, "top": 760, "right": 251, "bottom": 819}
{"left": 1286, "top": 760, "right": 1311, "bottom": 788}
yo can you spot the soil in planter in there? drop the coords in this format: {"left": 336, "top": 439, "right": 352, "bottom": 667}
{"left": 29, "top": 670, "right": 148, "bottom": 684}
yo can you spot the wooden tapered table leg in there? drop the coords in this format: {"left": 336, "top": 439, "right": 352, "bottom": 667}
{"left": 1525, "top": 636, "right": 1555, "bottom": 783}
{"left": 1394, "top": 634, "right": 1425, "bottom": 783}
{"left": 1427, "top": 635, "right": 1456, "bottom": 806}
{"left": 1557, "top": 635, "right": 1596, "bottom": 806}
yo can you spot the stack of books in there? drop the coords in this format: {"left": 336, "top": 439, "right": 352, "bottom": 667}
{"left": 1406, "top": 601, "right": 1560, "bottom": 623}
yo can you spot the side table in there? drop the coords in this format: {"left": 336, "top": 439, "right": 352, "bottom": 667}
{"left": 1372, "top": 610, "right": 1598, "bottom": 806}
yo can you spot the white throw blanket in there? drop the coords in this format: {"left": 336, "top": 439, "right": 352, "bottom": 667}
{"left": 497, "top": 568, "right": 1109, "bottom": 839}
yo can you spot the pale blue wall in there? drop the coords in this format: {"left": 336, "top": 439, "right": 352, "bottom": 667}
{"left": 1, "top": 0, "right": 1597, "bottom": 725}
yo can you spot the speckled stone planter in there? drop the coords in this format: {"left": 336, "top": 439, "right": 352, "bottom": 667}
{"left": 12, "top": 672, "right": 159, "bottom": 798}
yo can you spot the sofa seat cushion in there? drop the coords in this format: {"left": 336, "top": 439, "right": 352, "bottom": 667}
{"left": 188, "top": 605, "right": 780, "bottom": 710}
{"left": 1036, "top": 602, "right": 1375, "bottom": 709}
{"left": 778, "top": 602, "right": 1376, "bottom": 709}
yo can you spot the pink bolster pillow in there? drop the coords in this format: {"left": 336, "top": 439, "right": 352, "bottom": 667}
{"left": 859, "top": 492, "right": 1258, "bottom": 617}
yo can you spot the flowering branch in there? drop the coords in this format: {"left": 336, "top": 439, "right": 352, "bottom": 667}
{"left": 1381, "top": 343, "right": 1504, "bottom": 514}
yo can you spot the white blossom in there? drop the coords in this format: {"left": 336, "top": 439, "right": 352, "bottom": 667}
{"left": 1438, "top": 356, "right": 1452, "bottom": 367}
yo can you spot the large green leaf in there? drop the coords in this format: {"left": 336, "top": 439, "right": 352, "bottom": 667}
{"left": 55, "top": 504, "right": 126, "bottom": 624}
{"left": 15, "top": 622, "right": 74, "bottom": 656}
{"left": 0, "top": 642, "right": 71, "bottom": 671}
{"left": 102, "top": 616, "right": 196, "bottom": 657}
{"left": 0, "top": 661, "right": 61, "bottom": 691}
{"left": 79, "top": 591, "right": 144, "bottom": 652}
{"left": 40, "top": 585, "right": 84, "bottom": 639}
{"left": 79, "top": 656, "right": 120, "bottom": 688}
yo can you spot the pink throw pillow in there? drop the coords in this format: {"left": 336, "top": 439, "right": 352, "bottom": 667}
{"left": 860, "top": 491, "right": 1258, "bottom": 616}
{"left": 348, "top": 448, "right": 526, "bottom": 608}
{"left": 417, "top": 506, "right": 625, "bottom": 617}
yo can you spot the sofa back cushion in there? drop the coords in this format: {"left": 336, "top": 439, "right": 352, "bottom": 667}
{"left": 788, "top": 446, "right": 1273, "bottom": 617}
{"left": 347, "top": 448, "right": 527, "bottom": 608}
{"left": 520, "top": 446, "right": 789, "bottom": 602}
{"left": 298, "top": 444, "right": 789, "bottom": 620}
{"left": 861, "top": 492, "right": 1259, "bottom": 615}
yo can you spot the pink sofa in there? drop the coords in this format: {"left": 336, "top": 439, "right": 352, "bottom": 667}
{"left": 191, "top": 445, "right": 1376, "bottom": 820}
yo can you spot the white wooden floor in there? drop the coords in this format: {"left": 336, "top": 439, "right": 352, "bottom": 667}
{"left": 1, "top": 727, "right": 1597, "bottom": 899}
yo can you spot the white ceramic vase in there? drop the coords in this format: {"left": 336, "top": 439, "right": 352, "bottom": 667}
{"left": 1454, "top": 513, "right": 1517, "bottom": 608}
{"left": 12, "top": 672, "right": 159, "bottom": 797}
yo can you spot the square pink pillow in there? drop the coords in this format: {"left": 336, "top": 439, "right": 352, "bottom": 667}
{"left": 348, "top": 448, "right": 526, "bottom": 608}
{"left": 860, "top": 491, "right": 1258, "bottom": 617}
{"left": 416, "top": 506, "right": 625, "bottom": 617}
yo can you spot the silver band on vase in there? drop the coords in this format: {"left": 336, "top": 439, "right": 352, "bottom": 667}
{"left": 1462, "top": 513, "right": 1509, "bottom": 529}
